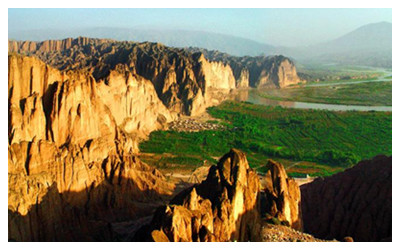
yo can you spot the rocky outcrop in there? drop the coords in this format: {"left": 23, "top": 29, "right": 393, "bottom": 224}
{"left": 8, "top": 53, "right": 176, "bottom": 241}
{"left": 8, "top": 53, "right": 172, "bottom": 147}
{"left": 189, "top": 48, "right": 301, "bottom": 88}
{"left": 8, "top": 138, "right": 175, "bottom": 241}
{"left": 252, "top": 56, "right": 300, "bottom": 88}
{"left": 9, "top": 37, "right": 301, "bottom": 115}
{"left": 140, "top": 149, "right": 261, "bottom": 242}
{"left": 8, "top": 37, "right": 110, "bottom": 53}
{"left": 9, "top": 38, "right": 238, "bottom": 116}
{"left": 301, "top": 155, "right": 392, "bottom": 242}
{"left": 260, "top": 160, "right": 302, "bottom": 231}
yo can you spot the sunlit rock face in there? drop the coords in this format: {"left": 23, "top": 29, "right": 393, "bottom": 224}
{"left": 9, "top": 37, "right": 301, "bottom": 117}
{"left": 301, "top": 155, "right": 392, "bottom": 242}
{"left": 142, "top": 149, "right": 261, "bottom": 242}
{"left": 187, "top": 48, "right": 302, "bottom": 88}
{"left": 260, "top": 160, "right": 302, "bottom": 231}
{"left": 8, "top": 54, "right": 171, "bottom": 147}
{"left": 8, "top": 53, "right": 175, "bottom": 241}
{"left": 9, "top": 38, "right": 239, "bottom": 116}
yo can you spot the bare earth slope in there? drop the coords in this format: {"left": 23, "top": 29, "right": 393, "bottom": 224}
{"left": 301, "top": 155, "right": 392, "bottom": 242}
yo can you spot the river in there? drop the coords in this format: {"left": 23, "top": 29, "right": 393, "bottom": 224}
{"left": 231, "top": 69, "right": 392, "bottom": 112}
{"left": 306, "top": 68, "right": 392, "bottom": 88}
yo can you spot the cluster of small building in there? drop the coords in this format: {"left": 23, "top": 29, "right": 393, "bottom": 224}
{"left": 168, "top": 118, "right": 225, "bottom": 132}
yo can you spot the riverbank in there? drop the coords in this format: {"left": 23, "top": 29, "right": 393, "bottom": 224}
{"left": 256, "top": 81, "right": 392, "bottom": 107}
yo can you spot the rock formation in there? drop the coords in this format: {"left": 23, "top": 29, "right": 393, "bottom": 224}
{"left": 8, "top": 37, "right": 109, "bottom": 53}
{"left": 8, "top": 53, "right": 172, "bottom": 146}
{"left": 139, "top": 149, "right": 261, "bottom": 242}
{"left": 260, "top": 160, "right": 302, "bottom": 231}
{"left": 9, "top": 38, "right": 240, "bottom": 116}
{"left": 8, "top": 53, "right": 175, "bottom": 241}
{"left": 8, "top": 37, "right": 303, "bottom": 242}
{"left": 8, "top": 138, "right": 175, "bottom": 241}
{"left": 188, "top": 48, "right": 302, "bottom": 88}
{"left": 9, "top": 37, "right": 302, "bottom": 116}
{"left": 301, "top": 155, "right": 392, "bottom": 242}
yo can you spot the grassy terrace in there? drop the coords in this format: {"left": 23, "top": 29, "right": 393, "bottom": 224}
{"left": 258, "top": 81, "right": 392, "bottom": 106}
{"left": 305, "top": 77, "right": 379, "bottom": 85}
{"left": 297, "top": 63, "right": 386, "bottom": 82}
{"left": 139, "top": 101, "right": 392, "bottom": 177}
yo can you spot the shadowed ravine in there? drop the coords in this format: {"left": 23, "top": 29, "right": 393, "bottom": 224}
{"left": 8, "top": 178, "right": 174, "bottom": 241}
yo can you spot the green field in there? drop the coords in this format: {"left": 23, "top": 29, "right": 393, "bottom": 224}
{"left": 139, "top": 101, "right": 392, "bottom": 177}
{"left": 305, "top": 77, "right": 379, "bottom": 85}
{"left": 297, "top": 63, "right": 386, "bottom": 83}
{"left": 258, "top": 81, "right": 392, "bottom": 106}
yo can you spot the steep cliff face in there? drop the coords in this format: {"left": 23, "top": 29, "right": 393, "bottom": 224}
{"left": 8, "top": 53, "right": 172, "bottom": 146}
{"left": 97, "top": 69, "right": 174, "bottom": 136}
{"left": 250, "top": 56, "right": 300, "bottom": 88}
{"left": 9, "top": 37, "right": 301, "bottom": 115}
{"left": 197, "top": 53, "right": 236, "bottom": 90}
{"left": 8, "top": 53, "right": 175, "bottom": 241}
{"left": 9, "top": 38, "right": 238, "bottom": 116}
{"left": 189, "top": 48, "right": 301, "bottom": 88}
{"left": 301, "top": 155, "right": 392, "bottom": 242}
{"left": 137, "top": 149, "right": 261, "bottom": 242}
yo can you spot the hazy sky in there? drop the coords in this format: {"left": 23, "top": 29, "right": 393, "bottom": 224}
{"left": 8, "top": 8, "right": 392, "bottom": 47}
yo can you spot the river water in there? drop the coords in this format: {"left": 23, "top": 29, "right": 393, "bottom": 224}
{"left": 231, "top": 69, "right": 392, "bottom": 112}
{"left": 306, "top": 68, "right": 392, "bottom": 88}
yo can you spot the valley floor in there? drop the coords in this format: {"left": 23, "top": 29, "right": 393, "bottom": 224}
{"left": 257, "top": 81, "right": 392, "bottom": 106}
{"left": 139, "top": 100, "right": 392, "bottom": 178}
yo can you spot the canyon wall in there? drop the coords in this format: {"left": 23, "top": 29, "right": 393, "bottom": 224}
{"left": 188, "top": 48, "right": 302, "bottom": 88}
{"left": 8, "top": 53, "right": 175, "bottom": 241}
{"left": 9, "top": 38, "right": 240, "bottom": 116}
{"left": 9, "top": 37, "right": 302, "bottom": 116}
{"left": 8, "top": 38, "right": 302, "bottom": 241}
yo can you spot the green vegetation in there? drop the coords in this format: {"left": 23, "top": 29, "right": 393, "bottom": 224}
{"left": 296, "top": 63, "right": 386, "bottom": 83}
{"left": 257, "top": 81, "right": 392, "bottom": 106}
{"left": 139, "top": 101, "right": 392, "bottom": 177}
{"left": 306, "top": 77, "right": 378, "bottom": 85}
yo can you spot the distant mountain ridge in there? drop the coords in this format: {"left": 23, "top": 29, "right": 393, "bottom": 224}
{"left": 8, "top": 27, "right": 276, "bottom": 57}
{"left": 9, "top": 22, "right": 392, "bottom": 67}
{"left": 291, "top": 22, "right": 392, "bottom": 67}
